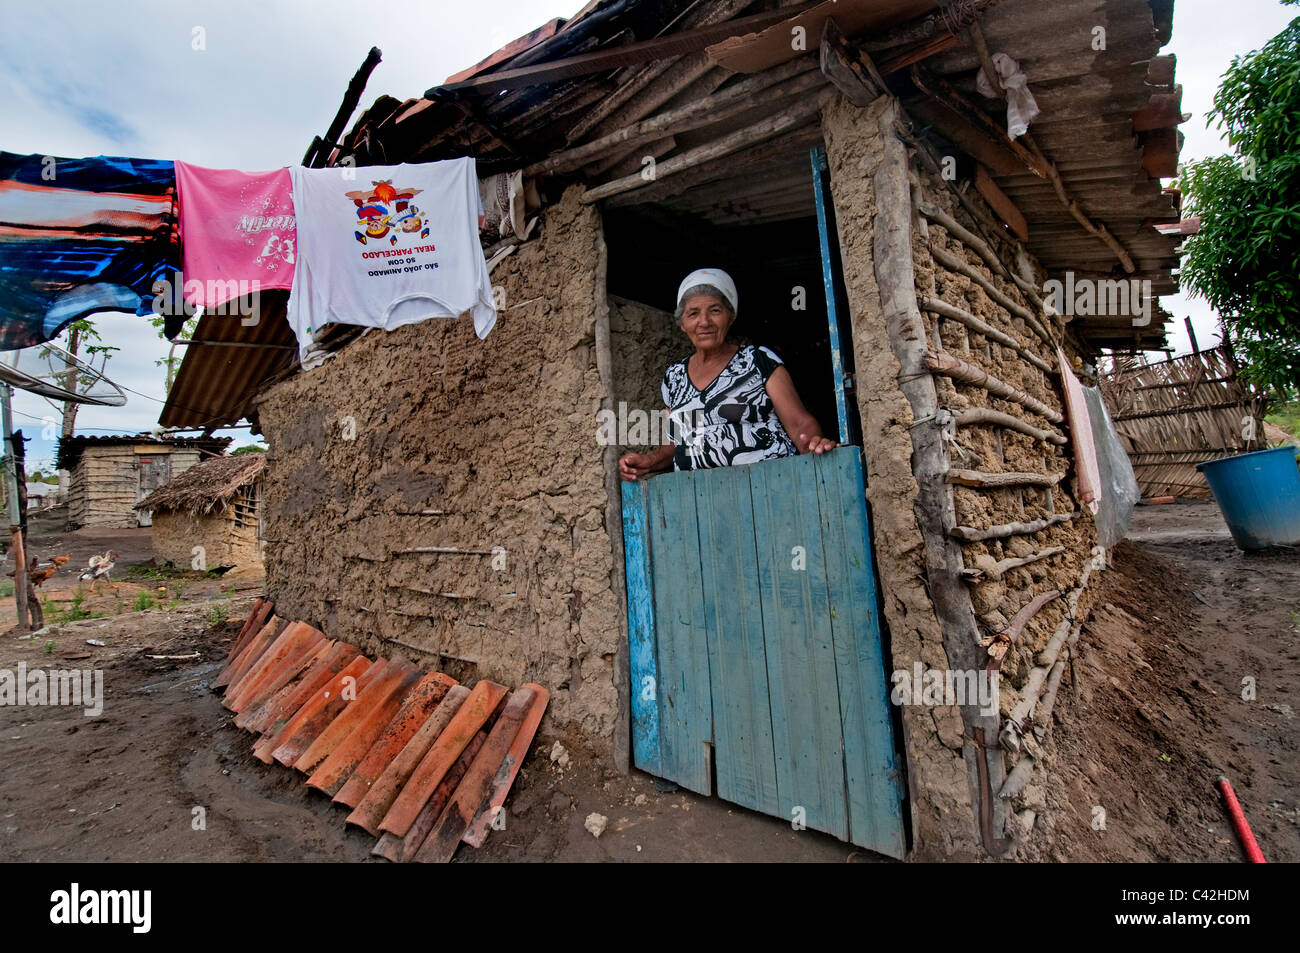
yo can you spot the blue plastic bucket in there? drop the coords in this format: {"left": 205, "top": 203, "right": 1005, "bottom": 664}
{"left": 1197, "top": 446, "right": 1300, "bottom": 550}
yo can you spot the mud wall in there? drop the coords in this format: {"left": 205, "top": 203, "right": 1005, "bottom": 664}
{"left": 821, "top": 92, "right": 1101, "bottom": 858}
{"left": 256, "top": 184, "right": 622, "bottom": 744}
{"left": 151, "top": 509, "right": 261, "bottom": 570}
{"left": 608, "top": 294, "right": 689, "bottom": 454}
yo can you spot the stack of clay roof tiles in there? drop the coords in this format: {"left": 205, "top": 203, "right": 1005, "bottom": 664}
{"left": 215, "top": 597, "right": 548, "bottom": 862}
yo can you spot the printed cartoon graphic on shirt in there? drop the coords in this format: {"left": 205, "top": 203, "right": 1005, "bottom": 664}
{"left": 349, "top": 179, "right": 430, "bottom": 246}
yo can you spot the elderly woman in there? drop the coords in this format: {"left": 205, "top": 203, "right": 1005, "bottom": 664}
{"left": 619, "top": 267, "right": 838, "bottom": 480}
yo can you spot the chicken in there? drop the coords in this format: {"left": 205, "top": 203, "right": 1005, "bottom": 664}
{"left": 6, "top": 553, "right": 69, "bottom": 586}
{"left": 78, "top": 550, "right": 120, "bottom": 590}
{"left": 28, "top": 554, "right": 71, "bottom": 589}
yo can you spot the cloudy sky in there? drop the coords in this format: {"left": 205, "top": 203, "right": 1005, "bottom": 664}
{"left": 1, "top": 0, "right": 1295, "bottom": 471}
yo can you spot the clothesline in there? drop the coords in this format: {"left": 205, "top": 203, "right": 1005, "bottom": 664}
{"left": 1, "top": 150, "right": 536, "bottom": 361}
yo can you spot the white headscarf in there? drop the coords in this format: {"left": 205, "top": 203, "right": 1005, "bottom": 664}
{"left": 677, "top": 268, "right": 738, "bottom": 316}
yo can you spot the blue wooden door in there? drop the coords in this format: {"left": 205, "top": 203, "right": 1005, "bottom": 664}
{"left": 621, "top": 448, "right": 906, "bottom": 858}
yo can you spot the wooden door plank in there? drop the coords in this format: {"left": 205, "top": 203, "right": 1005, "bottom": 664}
{"left": 815, "top": 448, "right": 907, "bottom": 859}
{"left": 693, "top": 464, "right": 780, "bottom": 815}
{"left": 620, "top": 479, "right": 662, "bottom": 776}
{"left": 646, "top": 471, "right": 713, "bottom": 795}
{"left": 749, "top": 453, "right": 848, "bottom": 839}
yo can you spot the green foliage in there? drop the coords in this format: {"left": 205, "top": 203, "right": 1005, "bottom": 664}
{"left": 127, "top": 564, "right": 218, "bottom": 581}
{"left": 1178, "top": 10, "right": 1300, "bottom": 397}
{"left": 0, "top": 579, "right": 13, "bottom": 599}
{"left": 231, "top": 444, "right": 267, "bottom": 455}
{"left": 45, "top": 590, "right": 101, "bottom": 623}
{"left": 206, "top": 601, "right": 230, "bottom": 628}
{"left": 43, "top": 640, "right": 54, "bottom": 654}
{"left": 133, "top": 591, "right": 156, "bottom": 612}
{"left": 149, "top": 313, "right": 199, "bottom": 394}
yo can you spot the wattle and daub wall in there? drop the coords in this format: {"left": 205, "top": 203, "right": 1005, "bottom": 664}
{"left": 821, "top": 92, "right": 1101, "bottom": 859}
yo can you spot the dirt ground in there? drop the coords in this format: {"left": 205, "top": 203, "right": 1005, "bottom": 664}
{"left": 0, "top": 500, "right": 1295, "bottom": 862}
{"left": 1025, "top": 500, "right": 1299, "bottom": 862}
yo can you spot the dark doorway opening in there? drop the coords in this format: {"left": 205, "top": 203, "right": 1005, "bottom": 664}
{"left": 603, "top": 187, "right": 848, "bottom": 445}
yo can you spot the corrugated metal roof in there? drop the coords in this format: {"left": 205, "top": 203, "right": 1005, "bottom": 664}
{"left": 157, "top": 292, "right": 297, "bottom": 430}
{"left": 55, "top": 433, "right": 231, "bottom": 470}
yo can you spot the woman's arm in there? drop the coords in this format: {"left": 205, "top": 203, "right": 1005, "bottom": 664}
{"left": 766, "top": 366, "right": 839, "bottom": 454}
{"left": 618, "top": 420, "right": 676, "bottom": 480}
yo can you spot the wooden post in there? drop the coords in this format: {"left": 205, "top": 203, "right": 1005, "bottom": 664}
{"left": 1185, "top": 317, "right": 1200, "bottom": 354}
{"left": 1, "top": 385, "right": 29, "bottom": 631}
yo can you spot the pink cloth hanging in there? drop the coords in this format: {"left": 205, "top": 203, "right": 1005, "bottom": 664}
{"left": 174, "top": 161, "right": 296, "bottom": 310}
{"left": 1057, "top": 348, "right": 1101, "bottom": 514}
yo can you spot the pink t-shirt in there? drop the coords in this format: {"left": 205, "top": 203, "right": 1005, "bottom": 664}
{"left": 174, "top": 161, "right": 296, "bottom": 310}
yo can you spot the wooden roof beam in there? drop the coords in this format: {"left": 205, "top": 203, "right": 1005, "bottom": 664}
{"left": 428, "top": 4, "right": 819, "bottom": 96}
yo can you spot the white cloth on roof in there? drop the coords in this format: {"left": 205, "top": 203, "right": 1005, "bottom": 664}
{"left": 976, "top": 52, "right": 1040, "bottom": 140}
{"left": 287, "top": 157, "right": 496, "bottom": 360}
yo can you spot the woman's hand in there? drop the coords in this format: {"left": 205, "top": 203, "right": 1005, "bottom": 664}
{"left": 620, "top": 439, "right": 677, "bottom": 481}
{"left": 619, "top": 451, "right": 655, "bottom": 481}
{"left": 800, "top": 433, "right": 839, "bottom": 455}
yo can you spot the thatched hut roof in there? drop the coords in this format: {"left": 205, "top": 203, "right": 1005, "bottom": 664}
{"left": 135, "top": 452, "right": 265, "bottom": 515}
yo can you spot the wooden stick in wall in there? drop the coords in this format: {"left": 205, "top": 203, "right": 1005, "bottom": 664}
{"left": 925, "top": 350, "right": 1064, "bottom": 423}
{"left": 875, "top": 96, "right": 1008, "bottom": 840}
{"left": 948, "top": 469, "right": 1065, "bottom": 488}
{"left": 961, "top": 545, "right": 1067, "bottom": 582}
{"left": 979, "top": 588, "right": 1062, "bottom": 671}
{"left": 920, "top": 296, "right": 1053, "bottom": 374}
{"left": 916, "top": 200, "right": 1044, "bottom": 302}
{"left": 950, "top": 512, "right": 1079, "bottom": 542}
{"left": 929, "top": 244, "right": 1054, "bottom": 346}
{"left": 954, "top": 407, "right": 1067, "bottom": 445}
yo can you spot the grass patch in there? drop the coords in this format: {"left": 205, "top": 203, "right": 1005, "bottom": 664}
{"left": 43, "top": 591, "right": 105, "bottom": 623}
{"left": 0, "top": 579, "right": 13, "bottom": 599}
{"left": 1266, "top": 400, "right": 1300, "bottom": 438}
{"left": 127, "top": 565, "right": 223, "bottom": 581}
{"left": 133, "top": 591, "right": 156, "bottom": 612}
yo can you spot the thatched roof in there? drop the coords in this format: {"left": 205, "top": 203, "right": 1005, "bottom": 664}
{"left": 134, "top": 453, "right": 265, "bottom": 515}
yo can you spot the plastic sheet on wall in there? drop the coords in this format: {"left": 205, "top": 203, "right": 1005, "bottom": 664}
{"left": 1085, "top": 385, "right": 1141, "bottom": 549}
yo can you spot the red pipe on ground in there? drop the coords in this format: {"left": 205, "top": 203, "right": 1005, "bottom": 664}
{"left": 1217, "top": 775, "right": 1266, "bottom": 863}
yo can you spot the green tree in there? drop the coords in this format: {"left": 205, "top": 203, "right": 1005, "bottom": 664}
{"left": 1178, "top": 1, "right": 1300, "bottom": 397}
{"left": 148, "top": 312, "right": 199, "bottom": 394}
{"left": 56, "top": 318, "right": 120, "bottom": 439}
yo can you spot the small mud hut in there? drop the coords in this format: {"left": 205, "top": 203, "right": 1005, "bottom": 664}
{"left": 160, "top": 0, "right": 1186, "bottom": 859}
{"left": 56, "top": 434, "right": 231, "bottom": 530}
{"left": 135, "top": 453, "right": 266, "bottom": 571}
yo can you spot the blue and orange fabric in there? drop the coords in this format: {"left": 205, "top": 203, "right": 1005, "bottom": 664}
{"left": 0, "top": 151, "right": 178, "bottom": 350}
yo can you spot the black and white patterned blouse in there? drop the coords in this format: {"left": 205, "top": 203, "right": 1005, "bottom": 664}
{"left": 661, "top": 344, "right": 799, "bottom": 471}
